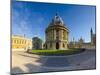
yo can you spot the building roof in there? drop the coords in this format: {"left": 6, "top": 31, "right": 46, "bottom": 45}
{"left": 46, "top": 13, "right": 69, "bottom": 32}
{"left": 12, "top": 35, "right": 32, "bottom": 41}
{"left": 50, "top": 13, "right": 64, "bottom": 26}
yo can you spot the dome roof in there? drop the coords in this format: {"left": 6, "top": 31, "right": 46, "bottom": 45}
{"left": 50, "top": 13, "right": 64, "bottom": 25}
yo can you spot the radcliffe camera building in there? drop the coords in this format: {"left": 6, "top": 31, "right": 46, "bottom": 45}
{"left": 12, "top": 13, "right": 96, "bottom": 51}
{"left": 45, "top": 13, "right": 69, "bottom": 50}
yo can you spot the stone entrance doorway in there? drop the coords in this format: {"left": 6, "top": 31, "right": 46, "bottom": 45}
{"left": 56, "top": 42, "right": 59, "bottom": 49}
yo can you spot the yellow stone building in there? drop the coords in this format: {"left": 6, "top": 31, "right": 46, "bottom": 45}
{"left": 12, "top": 35, "right": 32, "bottom": 51}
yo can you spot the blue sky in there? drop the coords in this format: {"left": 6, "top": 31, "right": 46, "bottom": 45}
{"left": 12, "top": 1, "right": 96, "bottom": 42}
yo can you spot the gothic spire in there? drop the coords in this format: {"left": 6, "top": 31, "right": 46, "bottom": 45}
{"left": 91, "top": 28, "right": 93, "bottom": 34}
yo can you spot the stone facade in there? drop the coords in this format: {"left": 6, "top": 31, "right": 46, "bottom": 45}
{"left": 69, "top": 28, "right": 96, "bottom": 49}
{"left": 12, "top": 35, "right": 32, "bottom": 51}
{"left": 45, "top": 13, "right": 69, "bottom": 50}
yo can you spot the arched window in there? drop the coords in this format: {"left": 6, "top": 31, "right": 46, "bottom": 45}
{"left": 14, "top": 40, "right": 16, "bottom": 44}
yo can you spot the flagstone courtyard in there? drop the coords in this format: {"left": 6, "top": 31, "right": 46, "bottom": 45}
{"left": 11, "top": 49, "right": 96, "bottom": 74}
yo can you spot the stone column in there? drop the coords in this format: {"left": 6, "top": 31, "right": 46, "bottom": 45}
{"left": 49, "top": 31, "right": 51, "bottom": 40}
{"left": 54, "top": 30, "right": 56, "bottom": 40}
{"left": 53, "top": 29, "right": 54, "bottom": 40}
{"left": 48, "top": 32, "right": 50, "bottom": 41}
{"left": 51, "top": 30, "right": 53, "bottom": 40}
{"left": 61, "top": 30, "right": 63, "bottom": 40}
{"left": 64, "top": 30, "right": 67, "bottom": 40}
{"left": 64, "top": 30, "right": 66, "bottom": 40}
{"left": 51, "top": 30, "right": 52, "bottom": 40}
{"left": 52, "top": 42, "right": 55, "bottom": 50}
{"left": 59, "top": 30, "right": 61, "bottom": 40}
{"left": 59, "top": 42, "right": 62, "bottom": 50}
{"left": 65, "top": 31, "right": 67, "bottom": 40}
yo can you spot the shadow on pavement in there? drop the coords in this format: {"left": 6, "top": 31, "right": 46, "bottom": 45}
{"left": 11, "top": 67, "right": 24, "bottom": 74}
{"left": 40, "top": 57, "right": 70, "bottom": 67}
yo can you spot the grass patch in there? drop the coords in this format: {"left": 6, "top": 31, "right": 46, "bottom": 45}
{"left": 30, "top": 48, "right": 85, "bottom": 56}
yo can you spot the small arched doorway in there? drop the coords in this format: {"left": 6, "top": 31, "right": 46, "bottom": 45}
{"left": 56, "top": 42, "right": 59, "bottom": 49}
{"left": 63, "top": 43, "right": 65, "bottom": 48}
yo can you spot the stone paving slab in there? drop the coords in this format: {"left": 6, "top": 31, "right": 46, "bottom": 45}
{"left": 11, "top": 49, "right": 96, "bottom": 74}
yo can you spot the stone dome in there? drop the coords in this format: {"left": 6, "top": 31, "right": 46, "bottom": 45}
{"left": 50, "top": 13, "right": 64, "bottom": 25}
